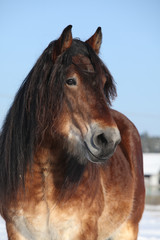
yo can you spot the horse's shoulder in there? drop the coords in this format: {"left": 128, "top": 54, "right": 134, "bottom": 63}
{"left": 110, "top": 109, "right": 145, "bottom": 221}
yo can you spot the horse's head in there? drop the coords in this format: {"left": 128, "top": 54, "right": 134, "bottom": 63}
{"left": 51, "top": 26, "right": 121, "bottom": 164}
{"left": 0, "top": 26, "right": 121, "bottom": 202}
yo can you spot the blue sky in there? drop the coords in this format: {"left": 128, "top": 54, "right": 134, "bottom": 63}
{"left": 0, "top": 0, "right": 160, "bottom": 136}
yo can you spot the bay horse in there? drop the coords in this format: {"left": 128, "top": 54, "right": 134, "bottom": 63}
{"left": 0, "top": 25, "right": 145, "bottom": 240}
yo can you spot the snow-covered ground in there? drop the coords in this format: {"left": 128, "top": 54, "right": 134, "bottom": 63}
{"left": 0, "top": 205, "right": 160, "bottom": 239}
{"left": 0, "top": 216, "right": 7, "bottom": 240}
{"left": 138, "top": 205, "right": 160, "bottom": 240}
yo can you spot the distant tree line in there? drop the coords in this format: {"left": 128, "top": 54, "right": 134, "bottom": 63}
{"left": 141, "top": 133, "right": 160, "bottom": 153}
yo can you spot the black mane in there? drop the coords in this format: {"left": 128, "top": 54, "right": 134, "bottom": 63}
{"left": 0, "top": 39, "right": 116, "bottom": 203}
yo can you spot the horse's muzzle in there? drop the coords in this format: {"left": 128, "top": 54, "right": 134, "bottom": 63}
{"left": 84, "top": 124, "right": 121, "bottom": 163}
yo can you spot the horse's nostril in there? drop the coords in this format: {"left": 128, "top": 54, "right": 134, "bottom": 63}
{"left": 96, "top": 133, "right": 108, "bottom": 147}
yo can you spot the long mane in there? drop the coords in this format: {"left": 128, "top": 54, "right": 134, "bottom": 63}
{"left": 0, "top": 39, "right": 116, "bottom": 204}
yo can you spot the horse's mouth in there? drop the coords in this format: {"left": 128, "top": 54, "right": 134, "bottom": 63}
{"left": 84, "top": 142, "right": 112, "bottom": 163}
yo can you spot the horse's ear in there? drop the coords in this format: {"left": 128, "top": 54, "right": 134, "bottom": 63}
{"left": 53, "top": 25, "right": 73, "bottom": 62}
{"left": 86, "top": 27, "right": 102, "bottom": 54}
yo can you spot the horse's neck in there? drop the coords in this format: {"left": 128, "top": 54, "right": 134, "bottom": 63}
{"left": 26, "top": 146, "right": 100, "bottom": 203}
{"left": 33, "top": 146, "right": 65, "bottom": 186}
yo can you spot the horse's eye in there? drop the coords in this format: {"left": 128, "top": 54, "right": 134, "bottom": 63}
{"left": 66, "top": 78, "right": 77, "bottom": 86}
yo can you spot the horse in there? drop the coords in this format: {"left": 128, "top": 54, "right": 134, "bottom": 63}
{"left": 0, "top": 25, "right": 145, "bottom": 240}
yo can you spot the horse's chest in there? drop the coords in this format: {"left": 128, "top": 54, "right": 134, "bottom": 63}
{"left": 49, "top": 210, "right": 81, "bottom": 240}
{"left": 10, "top": 156, "right": 134, "bottom": 240}
{"left": 13, "top": 204, "right": 82, "bottom": 240}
